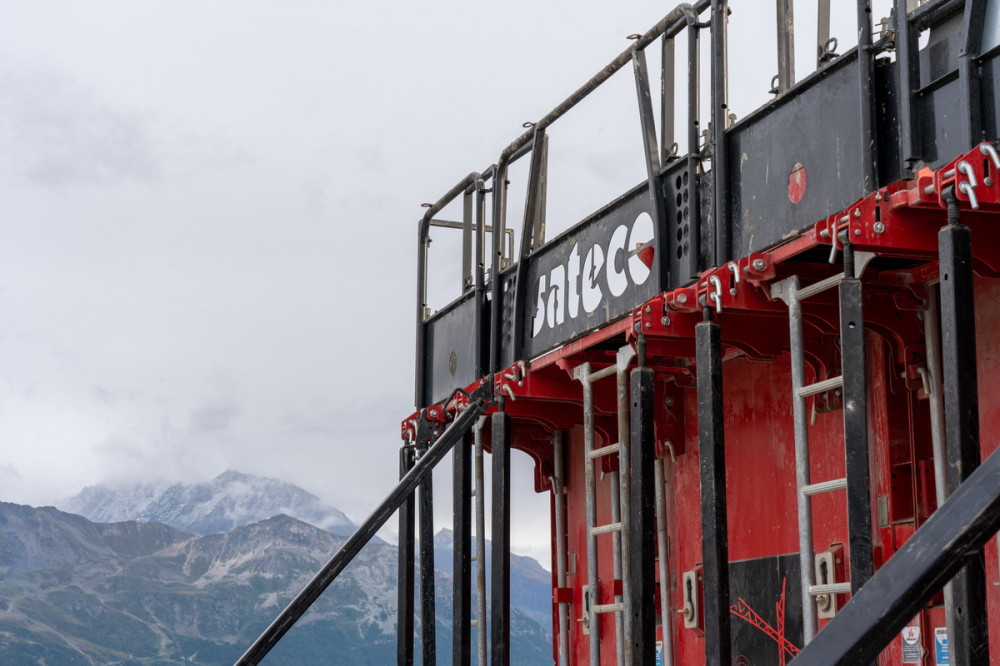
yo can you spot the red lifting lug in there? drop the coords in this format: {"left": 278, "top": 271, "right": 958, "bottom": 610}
{"left": 400, "top": 411, "right": 421, "bottom": 442}
{"left": 633, "top": 294, "right": 669, "bottom": 337}
{"left": 425, "top": 405, "right": 447, "bottom": 429}
{"left": 668, "top": 286, "right": 700, "bottom": 313}
{"left": 743, "top": 253, "right": 775, "bottom": 284}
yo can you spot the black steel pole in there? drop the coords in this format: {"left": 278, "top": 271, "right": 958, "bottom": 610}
{"left": 840, "top": 246, "right": 874, "bottom": 594}
{"left": 629, "top": 359, "right": 656, "bottom": 665}
{"left": 452, "top": 430, "right": 472, "bottom": 665}
{"left": 939, "top": 188, "right": 989, "bottom": 665}
{"left": 491, "top": 401, "right": 512, "bottom": 666}
{"left": 397, "top": 446, "right": 416, "bottom": 666}
{"left": 418, "top": 435, "right": 436, "bottom": 665}
{"left": 711, "top": 0, "right": 729, "bottom": 265}
{"left": 857, "top": 0, "right": 878, "bottom": 193}
{"left": 235, "top": 400, "right": 486, "bottom": 666}
{"left": 697, "top": 311, "right": 731, "bottom": 666}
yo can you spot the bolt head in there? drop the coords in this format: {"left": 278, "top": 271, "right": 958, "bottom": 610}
{"left": 752, "top": 258, "right": 766, "bottom": 271}
{"left": 645, "top": 306, "right": 651, "bottom": 313}
{"left": 854, "top": 228, "right": 861, "bottom": 236}
{"left": 645, "top": 321, "right": 651, "bottom": 329}
{"left": 873, "top": 221, "right": 885, "bottom": 234}
{"left": 677, "top": 293, "right": 688, "bottom": 304}
{"left": 854, "top": 209, "right": 861, "bottom": 217}
{"left": 661, "top": 316, "right": 670, "bottom": 325}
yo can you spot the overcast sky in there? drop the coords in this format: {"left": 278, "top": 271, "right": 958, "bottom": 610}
{"left": 0, "top": 1, "right": 879, "bottom": 563}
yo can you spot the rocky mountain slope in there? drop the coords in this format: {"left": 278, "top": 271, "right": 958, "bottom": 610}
{"left": 0, "top": 502, "right": 551, "bottom": 664}
{"left": 62, "top": 470, "right": 357, "bottom": 537}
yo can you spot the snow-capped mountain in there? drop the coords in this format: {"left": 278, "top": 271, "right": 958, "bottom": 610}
{"left": 61, "top": 470, "right": 357, "bottom": 536}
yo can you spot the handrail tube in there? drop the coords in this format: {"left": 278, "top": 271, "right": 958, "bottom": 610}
{"left": 235, "top": 400, "right": 488, "bottom": 666}
{"left": 497, "top": 2, "right": 709, "bottom": 163}
{"left": 416, "top": 173, "right": 479, "bottom": 407}
{"left": 787, "top": 435, "right": 1000, "bottom": 665}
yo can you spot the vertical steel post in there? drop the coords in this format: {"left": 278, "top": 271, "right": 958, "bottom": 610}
{"left": 856, "top": 0, "right": 878, "bottom": 193}
{"left": 551, "top": 431, "right": 571, "bottom": 666}
{"left": 475, "top": 418, "right": 488, "bottom": 666}
{"left": 840, "top": 246, "right": 874, "bottom": 594}
{"left": 418, "top": 436, "right": 436, "bottom": 665}
{"left": 629, "top": 357, "right": 656, "bottom": 665}
{"left": 895, "top": 0, "right": 922, "bottom": 174}
{"left": 512, "top": 128, "right": 548, "bottom": 360}
{"left": 939, "top": 189, "right": 989, "bottom": 665}
{"left": 489, "top": 161, "right": 509, "bottom": 373}
{"left": 491, "top": 401, "right": 512, "bottom": 666}
{"left": 959, "top": 0, "right": 987, "bottom": 148}
{"left": 686, "top": 17, "right": 702, "bottom": 283}
{"left": 711, "top": 0, "right": 730, "bottom": 265}
{"left": 634, "top": 47, "right": 668, "bottom": 294}
{"left": 816, "top": 0, "right": 831, "bottom": 68}
{"left": 697, "top": 312, "right": 731, "bottom": 666}
{"left": 397, "top": 445, "right": 415, "bottom": 666}
{"left": 776, "top": 0, "right": 795, "bottom": 92}
{"left": 661, "top": 33, "right": 676, "bottom": 167}
{"left": 462, "top": 186, "right": 473, "bottom": 293}
{"left": 453, "top": 429, "right": 472, "bottom": 665}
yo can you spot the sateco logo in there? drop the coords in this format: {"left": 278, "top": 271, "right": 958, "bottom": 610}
{"left": 532, "top": 212, "right": 654, "bottom": 336}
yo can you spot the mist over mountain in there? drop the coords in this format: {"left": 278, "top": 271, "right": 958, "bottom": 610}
{"left": 61, "top": 470, "right": 357, "bottom": 537}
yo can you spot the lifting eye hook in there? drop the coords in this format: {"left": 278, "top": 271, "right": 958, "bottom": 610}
{"left": 957, "top": 160, "right": 978, "bottom": 189}
{"left": 959, "top": 181, "right": 980, "bottom": 209}
{"left": 708, "top": 275, "right": 723, "bottom": 313}
{"left": 726, "top": 261, "right": 740, "bottom": 295}
{"left": 981, "top": 143, "right": 1000, "bottom": 170}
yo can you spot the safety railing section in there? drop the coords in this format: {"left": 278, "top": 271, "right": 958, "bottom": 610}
{"left": 416, "top": 0, "right": 1000, "bottom": 405}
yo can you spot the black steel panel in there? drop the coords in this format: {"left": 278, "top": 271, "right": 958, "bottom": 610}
{"left": 728, "top": 51, "right": 864, "bottom": 259}
{"left": 424, "top": 294, "right": 480, "bottom": 405}
{"left": 983, "top": 51, "right": 1000, "bottom": 142}
{"left": 729, "top": 554, "right": 804, "bottom": 665}
{"left": 522, "top": 182, "right": 660, "bottom": 358}
{"left": 919, "top": 77, "right": 969, "bottom": 168}
{"left": 662, "top": 158, "right": 701, "bottom": 286}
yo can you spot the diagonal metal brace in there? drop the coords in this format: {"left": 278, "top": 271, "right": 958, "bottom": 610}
{"left": 235, "top": 397, "right": 489, "bottom": 666}
{"left": 788, "top": 438, "right": 1000, "bottom": 665}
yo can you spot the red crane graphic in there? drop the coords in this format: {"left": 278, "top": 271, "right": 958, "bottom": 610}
{"left": 729, "top": 577, "right": 801, "bottom": 666}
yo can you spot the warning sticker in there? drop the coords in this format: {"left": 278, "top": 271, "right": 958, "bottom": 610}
{"left": 901, "top": 625, "right": 922, "bottom": 663}
{"left": 655, "top": 640, "right": 663, "bottom": 666}
{"left": 935, "top": 626, "right": 949, "bottom": 665}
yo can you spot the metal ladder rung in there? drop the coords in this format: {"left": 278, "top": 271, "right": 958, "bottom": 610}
{"left": 587, "top": 365, "right": 618, "bottom": 382}
{"left": 471, "top": 554, "right": 477, "bottom": 562}
{"left": 591, "top": 522, "right": 622, "bottom": 536}
{"left": 802, "top": 478, "right": 847, "bottom": 496}
{"left": 795, "top": 273, "right": 845, "bottom": 301}
{"left": 471, "top": 619, "right": 479, "bottom": 627}
{"left": 594, "top": 602, "right": 624, "bottom": 614}
{"left": 587, "top": 443, "right": 621, "bottom": 460}
{"left": 808, "top": 582, "right": 852, "bottom": 596}
{"left": 798, "top": 375, "right": 843, "bottom": 398}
